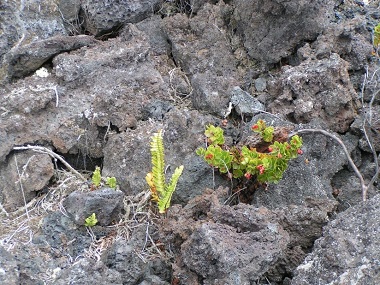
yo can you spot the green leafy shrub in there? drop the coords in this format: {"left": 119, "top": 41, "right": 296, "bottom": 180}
{"left": 196, "top": 120, "right": 303, "bottom": 184}
{"left": 146, "top": 130, "right": 184, "bottom": 213}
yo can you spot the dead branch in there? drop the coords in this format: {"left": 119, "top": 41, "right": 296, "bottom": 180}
{"left": 290, "top": 129, "right": 370, "bottom": 202}
{"left": 12, "top": 145, "right": 86, "bottom": 182}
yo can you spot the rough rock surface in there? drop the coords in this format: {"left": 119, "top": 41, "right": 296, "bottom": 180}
{"left": 0, "top": 150, "right": 54, "bottom": 212}
{"left": 232, "top": 0, "right": 334, "bottom": 64}
{"left": 293, "top": 194, "right": 380, "bottom": 285}
{"left": 63, "top": 188, "right": 124, "bottom": 226}
{"left": 105, "top": 239, "right": 171, "bottom": 285}
{"left": 163, "top": 2, "right": 241, "bottom": 116}
{"left": 267, "top": 53, "right": 358, "bottom": 133}
{"left": 82, "top": 0, "right": 161, "bottom": 36}
{"left": 0, "top": 0, "right": 68, "bottom": 83}
{"left": 0, "top": 246, "right": 18, "bottom": 285}
{"left": 1, "top": 0, "right": 380, "bottom": 284}
{"left": 230, "top": 86, "right": 265, "bottom": 118}
{"left": 4, "top": 35, "right": 98, "bottom": 81}
{"left": 160, "top": 189, "right": 337, "bottom": 284}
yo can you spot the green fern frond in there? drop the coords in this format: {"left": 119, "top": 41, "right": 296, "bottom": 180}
{"left": 147, "top": 130, "right": 184, "bottom": 214}
{"left": 150, "top": 130, "right": 166, "bottom": 196}
{"left": 158, "top": 165, "right": 184, "bottom": 213}
{"left": 92, "top": 166, "right": 102, "bottom": 187}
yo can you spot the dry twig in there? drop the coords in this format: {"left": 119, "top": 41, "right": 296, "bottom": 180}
{"left": 290, "top": 129, "right": 372, "bottom": 201}
{"left": 12, "top": 145, "right": 86, "bottom": 181}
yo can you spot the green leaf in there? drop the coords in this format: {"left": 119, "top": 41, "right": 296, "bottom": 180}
{"left": 147, "top": 130, "right": 184, "bottom": 214}
{"left": 150, "top": 130, "right": 166, "bottom": 196}
{"left": 84, "top": 213, "right": 98, "bottom": 227}
{"left": 196, "top": 147, "right": 206, "bottom": 156}
{"left": 374, "top": 23, "right": 380, "bottom": 47}
{"left": 205, "top": 125, "right": 225, "bottom": 145}
{"left": 106, "top": 177, "right": 117, "bottom": 189}
{"left": 92, "top": 166, "right": 102, "bottom": 187}
{"left": 262, "top": 126, "right": 274, "bottom": 142}
{"left": 158, "top": 165, "right": 184, "bottom": 213}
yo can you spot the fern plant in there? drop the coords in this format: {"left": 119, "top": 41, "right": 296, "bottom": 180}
{"left": 146, "top": 130, "right": 184, "bottom": 213}
{"left": 374, "top": 23, "right": 380, "bottom": 48}
{"left": 91, "top": 166, "right": 118, "bottom": 190}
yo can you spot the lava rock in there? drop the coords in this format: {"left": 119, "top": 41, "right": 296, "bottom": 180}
{"left": 293, "top": 194, "right": 380, "bottom": 284}
{"left": 230, "top": 86, "right": 265, "bottom": 117}
{"left": 63, "top": 188, "right": 124, "bottom": 226}
{"left": 0, "top": 150, "right": 54, "bottom": 212}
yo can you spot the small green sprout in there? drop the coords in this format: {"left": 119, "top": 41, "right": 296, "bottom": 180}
{"left": 91, "top": 167, "right": 118, "bottom": 190}
{"left": 106, "top": 177, "right": 117, "bottom": 189}
{"left": 84, "top": 213, "right": 98, "bottom": 227}
{"left": 92, "top": 167, "right": 102, "bottom": 187}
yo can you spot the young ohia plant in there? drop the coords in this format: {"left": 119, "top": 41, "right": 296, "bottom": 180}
{"left": 196, "top": 119, "right": 303, "bottom": 184}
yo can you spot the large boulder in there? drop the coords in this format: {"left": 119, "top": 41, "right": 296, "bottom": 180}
{"left": 160, "top": 188, "right": 338, "bottom": 284}
{"left": 293, "top": 194, "right": 380, "bottom": 284}
{"left": 267, "top": 53, "right": 358, "bottom": 133}
{"left": 63, "top": 188, "right": 125, "bottom": 226}
{"left": 232, "top": 0, "right": 334, "bottom": 65}
{"left": 0, "top": 25, "right": 165, "bottom": 163}
{"left": 81, "top": 0, "right": 161, "bottom": 36}
{"left": 0, "top": 0, "right": 68, "bottom": 83}
{"left": 4, "top": 35, "right": 98, "bottom": 80}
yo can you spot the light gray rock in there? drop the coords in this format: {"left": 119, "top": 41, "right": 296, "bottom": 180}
{"left": 230, "top": 86, "right": 265, "bottom": 117}
{"left": 0, "top": 246, "right": 19, "bottom": 285}
{"left": 292, "top": 194, "right": 380, "bottom": 285}
{"left": 254, "top": 77, "right": 267, "bottom": 92}
{"left": 63, "top": 188, "right": 124, "bottom": 226}
{"left": 0, "top": 150, "right": 54, "bottom": 212}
